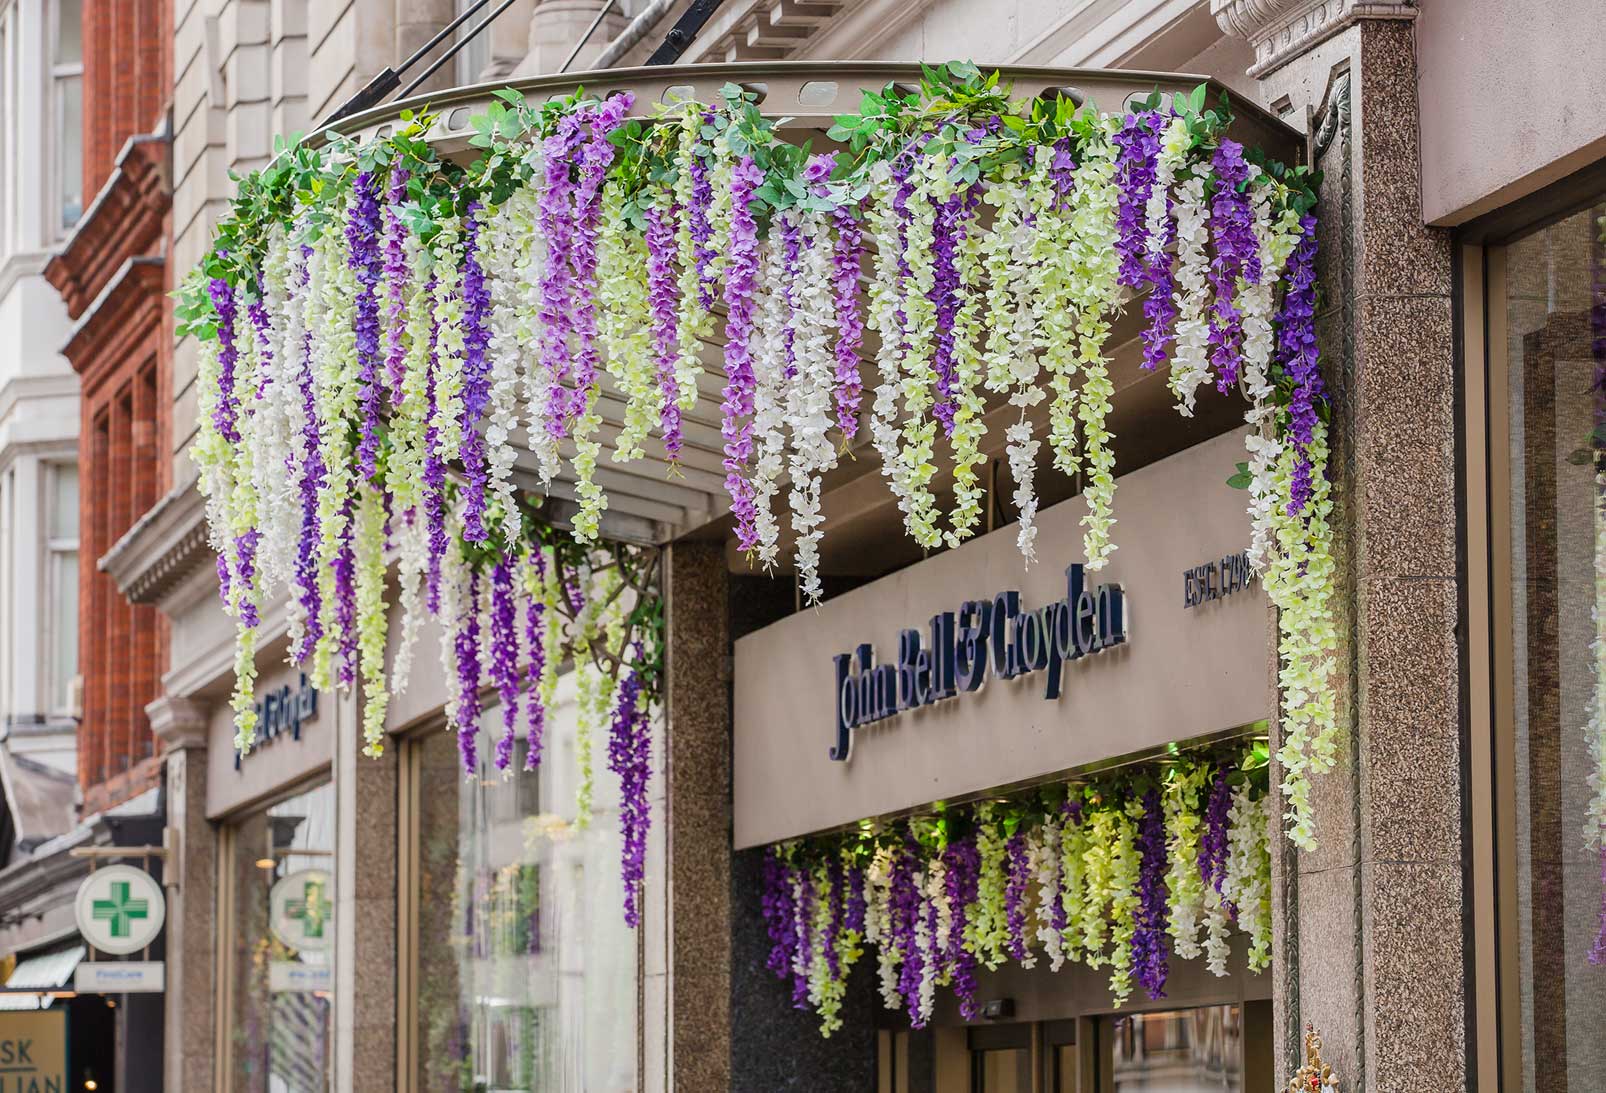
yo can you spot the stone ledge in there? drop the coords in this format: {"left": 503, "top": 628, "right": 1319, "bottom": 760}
{"left": 1212, "top": 0, "right": 1416, "bottom": 77}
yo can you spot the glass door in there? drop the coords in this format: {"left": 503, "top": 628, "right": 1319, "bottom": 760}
{"left": 1098, "top": 1005, "right": 1245, "bottom": 1092}
{"left": 969, "top": 1024, "right": 1032, "bottom": 1093}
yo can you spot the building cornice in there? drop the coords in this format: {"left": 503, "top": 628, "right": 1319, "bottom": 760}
{"left": 60, "top": 257, "right": 166, "bottom": 384}
{"left": 1211, "top": 0, "right": 1415, "bottom": 76}
{"left": 43, "top": 130, "right": 170, "bottom": 321}
{"left": 100, "top": 478, "right": 211, "bottom": 606}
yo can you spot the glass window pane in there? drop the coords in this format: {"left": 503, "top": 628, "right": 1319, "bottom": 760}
{"left": 49, "top": 464, "right": 76, "bottom": 540}
{"left": 49, "top": 549, "right": 75, "bottom": 710}
{"left": 54, "top": 0, "right": 80, "bottom": 65}
{"left": 416, "top": 687, "right": 642, "bottom": 1091}
{"left": 976, "top": 1048, "right": 1030, "bottom": 1093}
{"left": 56, "top": 74, "right": 80, "bottom": 230}
{"left": 1501, "top": 201, "right": 1606, "bottom": 1091}
{"left": 1110, "top": 1006, "right": 1243, "bottom": 1092}
{"left": 229, "top": 781, "right": 336, "bottom": 1092}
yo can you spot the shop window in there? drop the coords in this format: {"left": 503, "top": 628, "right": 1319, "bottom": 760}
{"left": 225, "top": 780, "right": 336, "bottom": 1092}
{"left": 406, "top": 684, "right": 644, "bottom": 1091}
{"left": 1099, "top": 1005, "right": 1245, "bottom": 1092}
{"left": 1488, "top": 197, "right": 1606, "bottom": 1091}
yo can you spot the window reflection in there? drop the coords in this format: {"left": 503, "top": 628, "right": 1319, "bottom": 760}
{"left": 1110, "top": 1005, "right": 1242, "bottom": 1092}
{"left": 415, "top": 687, "right": 644, "bottom": 1091}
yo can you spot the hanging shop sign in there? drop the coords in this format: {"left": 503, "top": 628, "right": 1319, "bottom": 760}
{"left": 0, "top": 1010, "right": 65, "bottom": 1092}
{"left": 830, "top": 563, "right": 1128, "bottom": 761}
{"left": 74, "top": 961, "right": 164, "bottom": 994}
{"left": 734, "top": 431, "right": 1270, "bottom": 848}
{"left": 269, "top": 869, "right": 333, "bottom": 954}
{"left": 73, "top": 864, "right": 165, "bottom": 956}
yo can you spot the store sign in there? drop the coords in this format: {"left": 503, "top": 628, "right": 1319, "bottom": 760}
{"left": 74, "top": 961, "right": 164, "bottom": 994}
{"left": 74, "top": 865, "right": 165, "bottom": 956}
{"left": 269, "top": 869, "right": 333, "bottom": 953}
{"left": 1182, "top": 550, "right": 1256, "bottom": 608}
{"left": 830, "top": 563, "right": 1127, "bottom": 761}
{"left": 236, "top": 673, "right": 319, "bottom": 769}
{"left": 733, "top": 430, "right": 1272, "bottom": 849}
{"left": 268, "top": 961, "right": 332, "bottom": 993}
{"left": 0, "top": 1010, "right": 65, "bottom": 1092}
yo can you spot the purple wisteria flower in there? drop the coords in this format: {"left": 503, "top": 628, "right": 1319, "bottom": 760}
{"left": 1003, "top": 831, "right": 1031, "bottom": 961}
{"left": 943, "top": 834, "right": 982, "bottom": 1019}
{"left": 455, "top": 566, "right": 484, "bottom": 773}
{"left": 1113, "top": 112, "right": 1161, "bottom": 289}
{"left": 347, "top": 171, "right": 385, "bottom": 482}
{"left": 1200, "top": 766, "right": 1233, "bottom": 892}
{"left": 688, "top": 110, "right": 719, "bottom": 309}
{"left": 1047, "top": 138, "right": 1076, "bottom": 210}
{"left": 721, "top": 154, "right": 765, "bottom": 554}
{"left": 1275, "top": 212, "right": 1323, "bottom": 514}
{"left": 233, "top": 529, "right": 260, "bottom": 627}
{"left": 207, "top": 277, "right": 242, "bottom": 450}
{"left": 791, "top": 860, "right": 815, "bottom": 1008}
{"left": 420, "top": 277, "right": 448, "bottom": 612}
{"left": 489, "top": 558, "right": 520, "bottom": 772}
{"left": 332, "top": 496, "right": 358, "bottom": 686}
{"left": 606, "top": 647, "right": 652, "bottom": 928}
{"left": 928, "top": 184, "right": 974, "bottom": 436}
{"left": 761, "top": 848, "right": 798, "bottom": 981}
{"left": 522, "top": 546, "right": 549, "bottom": 771}
{"left": 779, "top": 211, "right": 804, "bottom": 379}
{"left": 383, "top": 168, "right": 411, "bottom": 407}
{"left": 846, "top": 856, "right": 867, "bottom": 935}
{"left": 644, "top": 204, "right": 684, "bottom": 460}
{"left": 888, "top": 838, "right": 927, "bottom": 1023}
{"left": 1132, "top": 787, "right": 1171, "bottom": 999}
{"left": 566, "top": 94, "right": 633, "bottom": 434}
{"left": 831, "top": 204, "right": 866, "bottom": 437}
{"left": 458, "top": 204, "right": 493, "bottom": 541}
{"left": 1207, "top": 139, "right": 1261, "bottom": 393}
{"left": 246, "top": 277, "right": 272, "bottom": 398}
{"left": 891, "top": 155, "right": 917, "bottom": 360}
{"left": 291, "top": 246, "right": 325, "bottom": 662}
{"left": 537, "top": 110, "right": 587, "bottom": 443}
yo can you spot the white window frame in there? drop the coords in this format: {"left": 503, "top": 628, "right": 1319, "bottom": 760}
{"left": 47, "top": 0, "right": 79, "bottom": 237}
{"left": 41, "top": 459, "right": 76, "bottom": 717}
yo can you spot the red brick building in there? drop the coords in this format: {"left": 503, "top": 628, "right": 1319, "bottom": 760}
{"left": 44, "top": 0, "right": 171, "bottom": 814}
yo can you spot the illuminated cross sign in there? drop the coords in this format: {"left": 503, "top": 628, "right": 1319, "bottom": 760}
{"left": 285, "top": 879, "right": 331, "bottom": 940}
{"left": 91, "top": 881, "right": 150, "bottom": 938}
{"left": 830, "top": 563, "right": 1128, "bottom": 762}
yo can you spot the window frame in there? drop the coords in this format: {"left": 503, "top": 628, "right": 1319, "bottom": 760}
{"left": 46, "top": 0, "right": 79, "bottom": 237}
{"left": 40, "top": 458, "right": 76, "bottom": 717}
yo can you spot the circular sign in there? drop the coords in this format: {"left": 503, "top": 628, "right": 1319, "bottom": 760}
{"left": 269, "top": 869, "right": 334, "bottom": 953}
{"left": 74, "top": 864, "right": 165, "bottom": 956}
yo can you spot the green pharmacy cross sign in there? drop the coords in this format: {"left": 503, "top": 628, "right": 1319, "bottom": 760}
{"left": 284, "top": 878, "right": 331, "bottom": 940}
{"left": 91, "top": 881, "right": 150, "bottom": 938}
{"left": 74, "top": 864, "right": 166, "bottom": 956}
{"left": 270, "top": 869, "right": 333, "bottom": 954}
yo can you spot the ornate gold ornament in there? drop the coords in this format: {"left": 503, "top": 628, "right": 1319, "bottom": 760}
{"left": 1288, "top": 1025, "right": 1339, "bottom": 1092}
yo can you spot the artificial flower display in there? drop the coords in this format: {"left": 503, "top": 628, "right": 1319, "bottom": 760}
{"left": 180, "top": 61, "right": 1337, "bottom": 894}
{"left": 760, "top": 744, "right": 1274, "bottom": 1036}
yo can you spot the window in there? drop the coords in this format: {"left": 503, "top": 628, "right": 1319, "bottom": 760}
{"left": 1485, "top": 198, "right": 1606, "bottom": 1092}
{"left": 226, "top": 781, "right": 337, "bottom": 1092}
{"left": 43, "top": 461, "right": 75, "bottom": 715}
{"left": 406, "top": 682, "right": 644, "bottom": 1091}
{"left": 50, "top": 0, "right": 81, "bottom": 233}
{"left": 1101, "top": 1006, "right": 1245, "bottom": 1092}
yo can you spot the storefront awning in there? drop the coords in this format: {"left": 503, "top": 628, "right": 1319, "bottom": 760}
{"left": 0, "top": 944, "right": 85, "bottom": 1010}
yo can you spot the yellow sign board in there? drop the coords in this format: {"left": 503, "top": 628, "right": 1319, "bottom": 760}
{"left": 0, "top": 1009, "right": 66, "bottom": 1092}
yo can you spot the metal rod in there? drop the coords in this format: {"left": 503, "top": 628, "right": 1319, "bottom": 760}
{"left": 645, "top": 0, "right": 728, "bottom": 66}
{"left": 408, "top": 0, "right": 495, "bottom": 74}
{"left": 559, "top": 0, "right": 618, "bottom": 74}
{"left": 319, "top": 0, "right": 495, "bottom": 127}
{"left": 400, "top": 0, "right": 525, "bottom": 99}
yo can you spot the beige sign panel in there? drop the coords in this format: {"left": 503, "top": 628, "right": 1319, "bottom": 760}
{"left": 206, "top": 661, "right": 335, "bottom": 819}
{"left": 733, "top": 430, "right": 1271, "bottom": 848}
{"left": 0, "top": 1009, "right": 65, "bottom": 1091}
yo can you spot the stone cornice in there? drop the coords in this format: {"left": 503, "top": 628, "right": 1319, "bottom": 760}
{"left": 43, "top": 130, "right": 170, "bottom": 320}
{"left": 60, "top": 257, "right": 166, "bottom": 386}
{"left": 100, "top": 478, "right": 211, "bottom": 606}
{"left": 1211, "top": 0, "right": 1415, "bottom": 76}
{"left": 145, "top": 694, "right": 208, "bottom": 751}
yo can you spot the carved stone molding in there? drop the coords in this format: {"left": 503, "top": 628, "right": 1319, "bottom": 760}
{"left": 1211, "top": 0, "right": 1415, "bottom": 76}
{"left": 145, "top": 694, "right": 209, "bottom": 751}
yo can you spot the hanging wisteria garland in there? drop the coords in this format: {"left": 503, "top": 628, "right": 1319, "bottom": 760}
{"left": 179, "top": 64, "right": 1336, "bottom": 848}
{"left": 760, "top": 743, "right": 1274, "bottom": 1036}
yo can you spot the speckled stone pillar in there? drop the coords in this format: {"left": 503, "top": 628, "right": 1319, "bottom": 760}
{"left": 148, "top": 695, "right": 216, "bottom": 1092}
{"left": 333, "top": 688, "right": 399, "bottom": 1090}
{"left": 1228, "top": 10, "right": 1469, "bottom": 1092}
{"left": 662, "top": 540, "right": 732, "bottom": 1090}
